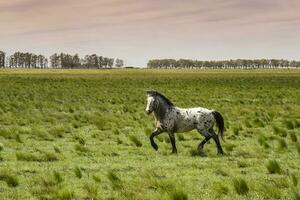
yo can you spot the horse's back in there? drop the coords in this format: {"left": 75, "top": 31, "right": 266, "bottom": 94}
{"left": 177, "top": 107, "right": 213, "bottom": 115}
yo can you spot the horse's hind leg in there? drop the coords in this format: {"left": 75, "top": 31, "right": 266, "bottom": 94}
{"left": 167, "top": 131, "right": 177, "bottom": 154}
{"left": 209, "top": 128, "right": 224, "bottom": 154}
{"left": 196, "top": 128, "right": 212, "bottom": 156}
{"left": 197, "top": 136, "right": 211, "bottom": 156}
{"left": 150, "top": 129, "right": 163, "bottom": 151}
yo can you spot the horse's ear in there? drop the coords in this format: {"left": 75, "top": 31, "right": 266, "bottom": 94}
{"left": 146, "top": 90, "right": 156, "bottom": 96}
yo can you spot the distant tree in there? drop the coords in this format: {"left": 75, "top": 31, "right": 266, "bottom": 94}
{"left": 37, "top": 55, "right": 47, "bottom": 68}
{"left": 50, "top": 53, "right": 60, "bottom": 68}
{"left": 91, "top": 54, "right": 98, "bottom": 68}
{"left": 8, "top": 55, "right": 14, "bottom": 68}
{"left": 3, "top": 49, "right": 299, "bottom": 70}
{"left": 31, "top": 54, "right": 38, "bottom": 68}
{"left": 103, "top": 57, "right": 109, "bottom": 68}
{"left": 108, "top": 58, "right": 114, "bottom": 68}
{"left": 24, "top": 53, "right": 31, "bottom": 68}
{"left": 82, "top": 54, "right": 108, "bottom": 68}
{"left": 13, "top": 52, "right": 21, "bottom": 68}
{"left": 60, "top": 53, "right": 73, "bottom": 69}
{"left": 0, "top": 51, "right": 5, "bottom": 68}
{"left": 115, "top": 58, "right": 124, "bottom": 68}
{"left": 83, "top": 55, "right": 92, "bottom": 68}
{"left": 147, "top": 58, "right": 300, "bottom": 69}
{"left": 290, "top": 61, "right": 298, "bottom": 68}
{"left": 98, "top": 56, "right": 104, "bottom": 68}
{"left": 72, "top": 54, "right": 81, "bottom": 68}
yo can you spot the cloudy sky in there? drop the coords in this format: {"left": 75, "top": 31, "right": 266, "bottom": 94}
{"left": 1, "top": 0, "right": 300, "bottom": 66}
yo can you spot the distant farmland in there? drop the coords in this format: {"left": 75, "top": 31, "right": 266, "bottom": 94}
{"left": 0, "top": 69, "right": 299, "bottom": 200}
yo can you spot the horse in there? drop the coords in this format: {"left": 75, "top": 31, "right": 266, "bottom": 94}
{"left": 145, "top": 90, "right": 225, "bottom": 155}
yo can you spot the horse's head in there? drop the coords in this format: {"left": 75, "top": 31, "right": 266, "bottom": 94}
{"left": 145, "top": 90, "right": 158, "bottom": 115}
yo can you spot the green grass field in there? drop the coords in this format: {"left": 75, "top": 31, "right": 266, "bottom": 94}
{"left": 0, "top": 69, "right": 299, "bottom": 200}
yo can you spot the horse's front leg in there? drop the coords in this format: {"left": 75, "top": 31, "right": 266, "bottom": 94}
{"left": 168, "top": 132, "right": 177, "bottom": 154}
{"left": 149, "top": 129, "right": 163, "bottom": 151}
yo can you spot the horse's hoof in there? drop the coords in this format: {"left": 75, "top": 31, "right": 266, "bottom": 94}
{"left": 151, "top": 143, "right": 158, "bottom": 151}
{"left": 217, "top": 151, "right": 224, "bottom": 155}
{"left": 199, "top": 150, "right": 207, "bottom": 157}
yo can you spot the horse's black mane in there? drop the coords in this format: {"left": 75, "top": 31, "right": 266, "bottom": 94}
{"left": 147, "top": 90, "right": 174, "bottom": 107}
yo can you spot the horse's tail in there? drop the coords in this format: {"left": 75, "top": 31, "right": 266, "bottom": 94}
{"left": 212, "top": 111, "right": 225, "bottom": 141}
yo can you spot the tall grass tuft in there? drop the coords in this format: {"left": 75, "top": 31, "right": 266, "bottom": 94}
{"left": 244, "top": 120, "right": 252, "bottom": 128}
{"left": 15, "top": 134, "right": 23, "bottom": 143}
{"left": 0, "top": 170, "right": 19, "bottom": 187}
{"left": 278, "top": 138, "right": 287, "bottom": 150}
{"left": 214, "top": 168, "right": 228, "bottom": 177}
{"left": 16, "top": 151, "right": 58, "bottom": 162}
{"left": 177, "top": 134, "right": 185, "bottom": 141}
{"left": 144, "top": 127, "right": 153, "bottom": 136}
{"left": 53, "top": 146, "right": 61, "bottom": 153}
{"left": 258, "top": 135, "right": 266, "bottom": 146}
{"left": 233, "top": 178, "right": 249, "bottom": 195}
{"left": 296, "top": 143, "right": 300, "bottom": 155}
{"left": 266, "top": 160, "right": 281, "bottom": 174}
{"left": 44, "top": 152, "right": 59, "bottom": 162}
{"left": 84, "top": 182, "right": 98, "bottom": 199}
{"left": 233, "top": 127, "right": 240, "bottom": 135}
{"left": 93, "top": 117, "right": 107, "bottom": 130}
{"left": 224, "top": 143, "right": 235, "bottom": 152}
{"left": 253, "top": 118, "right": 265, "bottom": 127}
{"left": 78, "top": 137, "right": 85, "bottom": 145}
{"left": 74, "top": 166, "right": 82, "bottom": 179}
{"left": 290, "top": 132, "right": 298, "bottom": 142}
{"left": 129, "top": 135, "right": 142, "bottom": 147}
{"left": 16, "top": 152, "right": 39, "bottom": 161}
{"left": 294, "top": 120, "right": 300, "bottom": 128}
{"left": 53, "top": 171, "right": 63, "bottom": 184}
{"left": 113, "top": 128, "right": 120, "bottom": 135}
{"left": 213, "top": 182, "right": 229, "bottom": 196}
{"left": 291, "top": 173, "right": 298, "bottom": 186}
{"left": 258, "top": 135, "right": 270, "bottom": 149}
{"left": 189, "top": 149, "right": 200, "bottom": 157}
{"left": 261, "top": 184, "right": 281, "bottom": 199}
{"left": 54, "top": 188, "right": 75, "bottom": 200}
{"left": 0, "top": 127, "right": 16, "bottom": 139}
{"left": 0, "top": 143, "right": 3, "bottom": 151}
{"left": 116, "top": 137, "right": 123, "bottom": 145}
{"left": 169, "top": 189, "right": 188, "bottom": 200}
{"left": 48, "top": 125, "right": 70, "bottom": 138}
{"left": 74, "top": 144, "right": 89, "bottom": 153}
{"left": 294, "top": 193, "right": 300, "bottom": 200}
{"left": 284, "top": 120, "right": 294, "bottom": 130}
{"left": 107, "top": 171, "right": 122, "bottom": 190}
{"left": 92, "top": 175, "right": 101, "bottom": 183}
{"left": 273, "top": 125, "right": 287, "bottom": 137}
{"left": 237, "top": 160, "right": 248, "bottom": 168}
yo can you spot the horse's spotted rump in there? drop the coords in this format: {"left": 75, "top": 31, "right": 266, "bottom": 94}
{"left": 146, "top": 90, "right": 225, "bottom": 155}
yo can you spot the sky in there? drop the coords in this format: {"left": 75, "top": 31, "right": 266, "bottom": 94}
{"left": 1, "top": 0, "right": 300, "bottom": 67}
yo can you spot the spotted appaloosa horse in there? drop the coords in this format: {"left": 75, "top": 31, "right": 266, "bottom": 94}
{"left": 145, "top": 90, "right": 224, "bottom": 155}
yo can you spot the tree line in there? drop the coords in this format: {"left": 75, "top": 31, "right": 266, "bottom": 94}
{"left": 0, "top": 50, "right": 124, "bottom": 68}
{"left": 147, "top": 59, "right": 300, "bottom": 69}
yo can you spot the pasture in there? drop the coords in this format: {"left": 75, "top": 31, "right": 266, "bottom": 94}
{"left": 0, "top": 69, "right": 299, "bottom": 200}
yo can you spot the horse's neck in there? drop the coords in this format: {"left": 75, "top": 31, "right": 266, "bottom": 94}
{"left": 154, "top": 101, "right": 170, "bottom": 122}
